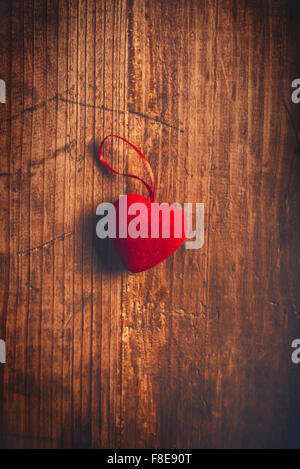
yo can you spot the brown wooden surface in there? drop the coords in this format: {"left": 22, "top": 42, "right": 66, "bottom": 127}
{"left": 0, "top": 0, "right": 300, "bottom": 449}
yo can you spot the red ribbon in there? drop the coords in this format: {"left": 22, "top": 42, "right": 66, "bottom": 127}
{"left": 99, "top": 135, "right": 155, "bottom": 202}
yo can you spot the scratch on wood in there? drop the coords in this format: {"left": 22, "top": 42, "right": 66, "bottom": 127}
{"left": 0, "top": 93, "right": 60, "bottom": 124}
{"left": 0, "top": 93, "right": 184, "bottom": 133}
{"left": 59, "top": 97, "right": 184, "bottom": 133}
{"left": 17, "top": 231, "right": 74, "bottom": 255}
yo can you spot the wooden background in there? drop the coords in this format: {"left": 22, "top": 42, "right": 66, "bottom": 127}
{"left": 0, "top": 0, "right": 299, "bottom": 449}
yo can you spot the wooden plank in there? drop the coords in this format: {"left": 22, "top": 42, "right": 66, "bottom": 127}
{"left": 0, "top": 0, "right": 299, "bottom": 449}
{"left": 0, "top": 0, "right": 11, "bottom": 449}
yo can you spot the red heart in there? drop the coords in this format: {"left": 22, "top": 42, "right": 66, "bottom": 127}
{"left": 111, "top": 194, "right": 186, "bottom": 273}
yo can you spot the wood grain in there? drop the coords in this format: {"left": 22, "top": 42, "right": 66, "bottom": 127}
{"left": 0, "top": 0, "right": 299, "bottom": 449}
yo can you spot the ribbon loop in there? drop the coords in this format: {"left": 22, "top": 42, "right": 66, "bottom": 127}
{"left": 99, "top": 135, "right": 155, "bottom": 202}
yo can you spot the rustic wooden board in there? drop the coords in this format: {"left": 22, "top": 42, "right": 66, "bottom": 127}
{"left": 0, "top": 0, "right": 299, "bottom": 449}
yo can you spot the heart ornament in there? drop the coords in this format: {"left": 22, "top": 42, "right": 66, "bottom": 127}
{"left": 99, "top": 135, "right": 187, "bottom": 273}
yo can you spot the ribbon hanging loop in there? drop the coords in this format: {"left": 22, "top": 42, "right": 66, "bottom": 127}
{"left": 99, "top": 134, "right": 155, "bottom": 202}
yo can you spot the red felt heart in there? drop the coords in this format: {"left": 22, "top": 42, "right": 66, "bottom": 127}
{"left": 111, "top": 194, "right": 186, "bottom": 273}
